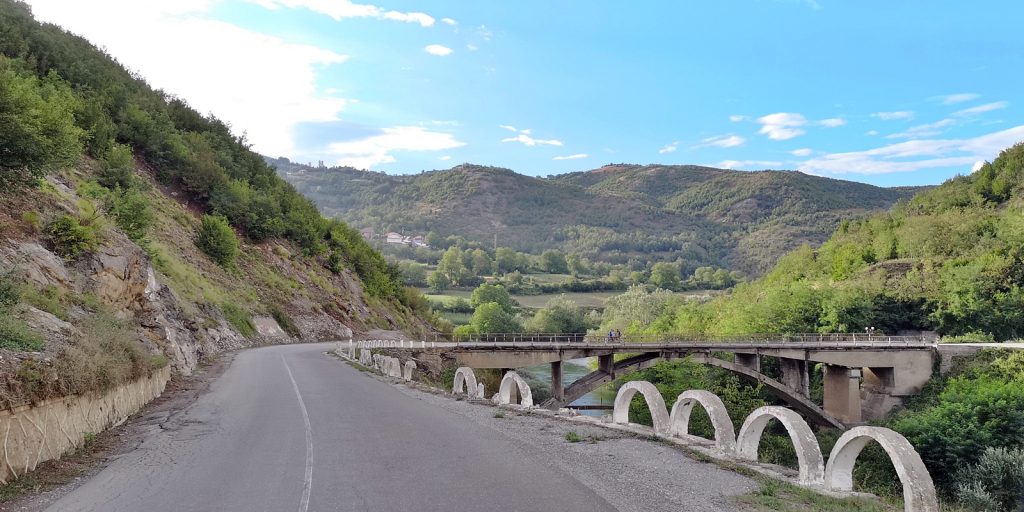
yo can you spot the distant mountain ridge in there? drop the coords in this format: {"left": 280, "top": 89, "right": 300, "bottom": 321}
{"left": 269, "top": 158, "right": 929, "bottom": 275}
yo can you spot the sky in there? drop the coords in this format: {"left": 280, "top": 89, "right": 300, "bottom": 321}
{"left": 23, "top": 0, "right": 1024, "bottom": 186}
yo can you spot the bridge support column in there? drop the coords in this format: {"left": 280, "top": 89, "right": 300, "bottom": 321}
{"left": 780, "top": 358, "right": 810, "bottom": 398}
{"left": 735, "top": 353, "right": 760, "bottom": 373}
{"left": 502, "top": 369, "right": 518, "bottom": 403}
{"left": 598, "top": 354, "right": 615, "bottom": 378}
{"left": 823, "top": 365, "right": 861, "bottom": 424}
{"left": 551, "top": 360, "right": 564, "bottom": 402}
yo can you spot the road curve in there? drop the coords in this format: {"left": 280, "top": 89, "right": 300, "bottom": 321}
{"left": 45, "top": 343, "right": 753, "bottom": 512}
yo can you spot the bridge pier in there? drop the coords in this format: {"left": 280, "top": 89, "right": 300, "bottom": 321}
{"left": 598, "top": 354, "right": 615, "bottom": 378}
{"left": 823, "top": 365, "right": 862, "bottom": 424}
{"left": 735, "top": 353, "right": 760, "bottom": 373}
{"left": 551, "top": 360, "right": 564, "bottom": 402}
{"left": 780, "top": 358, "right": 810, "bottom": 398}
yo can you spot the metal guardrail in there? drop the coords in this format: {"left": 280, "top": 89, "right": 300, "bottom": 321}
{"left": 429, "top": 332, "right": 937, "bottom": 348}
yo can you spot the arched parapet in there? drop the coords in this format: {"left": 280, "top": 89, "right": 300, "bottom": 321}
{"left": 736, "top": 406, "right": 825, "bottom": 485}
{"left": 825, "top": 427, "right": 938, "bottom": 512}
{"left": 669, "top": 390, "right": 737, "bottom": 454}
{"left": 494, "top": 371, "right": 533, "bottom": 408}
{"left": 612, "top": 381, "right": 670, "bottom": 435}
{"left": 403, "top": 361, "right": 416, "bottom": 382}
{"left": 452, "top": 367, "right": 479, "bottom": 396}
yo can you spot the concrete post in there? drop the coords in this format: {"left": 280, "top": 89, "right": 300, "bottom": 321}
{"left": 551, "top": 360, "right": 564, "bottom": 402}
{"left": 502, "top": 369, "right": 519, "bottom": 404}
{"left": 823, "top": 365, "right": 862, "bottom": 423}
{"left": 735, "top": 353, "right": 760, "bottom": 373}
{"left": 780, "top": 358, "right": 810, "bottom": 398}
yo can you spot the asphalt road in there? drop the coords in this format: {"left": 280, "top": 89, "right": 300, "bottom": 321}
{"left": 44, "top": 343, "right": 753, "bottom": 512}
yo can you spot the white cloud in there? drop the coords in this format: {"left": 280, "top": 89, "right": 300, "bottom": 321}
{"left": 441, "top": 17, "right": 457, "bottom": 25}
{"left": 799, "top": 124, "right": 1024, "bottom": 176}
{"left": 659, "top": 142, "right": 679, "bottom": 154}
{"left": 424, "top": 44, "right": 453, "bottom": 56}
{"left": 27, "top": 0, "right": 348, "bottom": 157}
{"left": 971, "top": 160, "right": 985, "bottom": 173}
{"left": 327, "top": 126, "right": 466, "bottom": 169}
{"left": 478, "top": 25, "right": 493, "bottom": 41}
{"left": 440, "top": 155, "right": 452, "bottom": 161}
{"left": 872, "top": 111, "right": 914, "bottom": 121}
{"left": 938, "top": 93, "right": 980, "bottom": 105}
{"left": 866, "top": 130, "right": 880, "bottom": 136}
{"left": 757, "top": 112, "right": 807, "bottom": 140}
{"left": 819, "top": 117, "right": 847, "bottom": 128}
{"left": 729, "top": 115, "right": 747, "bottom": 122}
{"left": 696, "top": 134, "right": 746, "bottom": 148}
{"left": 953, "top": 101, "right": 1008, "bottom": 117}
{"left": 886, "top": 118, "right": 956, "bottom": 139}
{"left": 250, "top": 0, "right": 435, "bottom": 26}
{"left": 791, "top": 148, "right": 813, "bottom": 157}
{"left": 499, "top": 126, "right": 562, "bottom": 146}
{"left": 718, "top": 160, "right": 783, "bottom": 169}
{"left": 466, "top": 43, "right": 479, "bottom": 51}
{"left": 553, "top": 153, "right": 588, "bottom": 161}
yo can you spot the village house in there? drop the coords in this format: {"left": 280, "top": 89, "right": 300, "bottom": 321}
{"left": 359, "top": 227, "right": 375, "bottom": 240}
{"left": 385, "top": 232, "right": 404, "bottom": 244}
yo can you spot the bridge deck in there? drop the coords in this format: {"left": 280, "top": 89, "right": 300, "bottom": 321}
{"left": 442, "top": 341, "right": 935, "bottom": 351}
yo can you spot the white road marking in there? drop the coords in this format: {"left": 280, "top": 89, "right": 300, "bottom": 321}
{"left": 283, "top": 356, "right": 313, "bottom": 512}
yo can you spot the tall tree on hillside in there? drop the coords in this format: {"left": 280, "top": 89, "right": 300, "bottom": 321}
{"left": 540, "top": 249, "right": 569, "bottom": 274}
{"left": 435, "top": 246, "right": 469, "bottom": 287}
{"left": 650, "top": 262, "right": 682, "bottom": 291}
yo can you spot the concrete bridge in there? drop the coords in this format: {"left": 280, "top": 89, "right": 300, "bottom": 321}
{"left": 421, "top": 333, "right": 938, "bottom": 429}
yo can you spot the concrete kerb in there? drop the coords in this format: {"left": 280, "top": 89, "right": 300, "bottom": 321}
{"left": 612, "top": 381, "right": 670, "bottom": 435}
{"left": 825, "top": 426, "right": 939, "bottom": 512}
{"left": 736, "top": 406, "right": 825, "bottom": 486}
{"left": 493, "top": 371, "right": 534, "bottom": 408}
{"left": 669, "top": 390, "right": 737, "bottom": 455}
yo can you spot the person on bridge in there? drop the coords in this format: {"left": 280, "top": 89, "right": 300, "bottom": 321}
{"left": 615, "top": 329, "right": 622, "bottom": 342}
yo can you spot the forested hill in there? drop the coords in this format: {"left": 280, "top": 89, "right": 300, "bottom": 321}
{"left": 270, "top": 158, "right": 925, "bottom": 275}
{"left": 664, "top": 141, "right": 1024, "bottom": 340}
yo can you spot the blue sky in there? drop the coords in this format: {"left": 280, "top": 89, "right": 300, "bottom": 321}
{"left": 26, "top": 0, "right": 1024, "bottom": 186}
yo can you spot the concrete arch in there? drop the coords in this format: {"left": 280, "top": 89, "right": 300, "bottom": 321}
{"left": 494, "top": 372, "right": 533, "bottom": 408}
{"left": 452, "top": 367, "right": 479, "bottom": 397}
{"left": 669, "top": 390, "right": 736, "bottom": 454}
{"left": 612, "top": 381, "right": 670, "bottom": 435}
{"left": 403, "top": 361, "right": 416, "bottom": 382}
{"left": 825, "top": 427, "right": 938, "bottom": 512}
{"left": 736, "top": 406, "right": 825, "bottom": 485}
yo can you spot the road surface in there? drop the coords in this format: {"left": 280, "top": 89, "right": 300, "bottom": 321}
{"left": 44, "top": 343, "right": 754, "bottom": 512}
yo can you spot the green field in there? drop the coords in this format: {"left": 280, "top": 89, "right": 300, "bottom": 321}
{"left": 419, "top": 287, "right": 719, "bottom": 313}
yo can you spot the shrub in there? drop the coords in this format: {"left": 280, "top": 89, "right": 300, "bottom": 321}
{"left": 20, "top": 284, "right": 68, "bottom": 320}
{"left": 270, "top": 306, "right": 301, "bottom": 338}
{"left": 221, "top": 302, "right": 255, "bottom": 338}
{"left": 21, "top": 210, "right": 40, "bottom": 233}
{"left": 46, "top": 214, "right": 100, "bottom": 259}
{"left": 109, "top": 188, "right": 154, "bottom": 241}
{"left": 54, "top": 313, "right": 149, "bottom": 394}
{"left": 195, "top": 214, "right": 239, "bottom": 267}
{"left": 0, "top": 314, "right": 45, "bottom": 351}
{"left": 97, "top": 143, "right": 134, "bottom": 189}
{"left": 0, "top": 267, "right": 19, "bottom": 309}
{"left": 954, "top": 447, "right": 1024, "bottom": 512}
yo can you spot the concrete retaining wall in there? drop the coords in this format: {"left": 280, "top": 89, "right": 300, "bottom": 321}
{"left": 0, "top": 366, "right": 171, "bottom": 484}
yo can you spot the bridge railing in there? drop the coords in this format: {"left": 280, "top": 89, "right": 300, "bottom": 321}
{"left": 434, "top": 332, "right": 938, "bottom": 347}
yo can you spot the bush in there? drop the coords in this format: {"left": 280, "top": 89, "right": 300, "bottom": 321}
{"left": 97, "top": 143, "right": 134, "bottom": 189}
{"left": 0, "top": 267, "right": 19, "bottom": 309}
{"left": 20, "top": 284, "right": 68, "bottom": 320}
{"left": 221, "top": 302, "right": 255, "bottom": 338}
{"left": 21, "top": 210, "right": 40, "bottom": 233}
{"left": 195, "top": 214, "right": 239, "bottom": 267}
{"left": 0, "top": 314, "right": 45, "bottom": 351}
{"left": 109, "top": 188, "right": 154, "bottom": 241}
{"left": 53, "top": 313, "right": 150, "bottom": 394}
{"left": 270, "top": 306, "right": 301, "bottom": 338}
{"left": 46, "top": 214, "right": 100, "bottom": 259}
{"left": 954, "top": 447, "right": 1024, "bottom": 512}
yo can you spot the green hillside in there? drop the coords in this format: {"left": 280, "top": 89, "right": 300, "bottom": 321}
{"left": 271, "top": 159, "right": 924, "bottom": 275}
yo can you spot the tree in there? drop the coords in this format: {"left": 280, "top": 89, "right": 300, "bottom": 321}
{"left": 435, "top": 246, "right": 469, "bottom": 287}
{"left": 495, "top": 247, "right": 527, "bottom": 274}
{"left": 567, "top": 254, "right": 588, "bottom": 277}
{"left": 109, "top": 188, "right": 154, "bottom": 241}
{"left": 540, "top": 249, "right": 569, "bottom": 274}
{"left": 470, "top": 283, "right": 516, "bottom": 312}
{"left": 470, "top": 302, "right": 521, "bottom": 333}
{"left": 97, "top": 143, "right": 134, "bottom": 189}
{"left": 427, "top": 269, "right": 449, "bottom": 292}
{"left": 527, "top": 295, "right": 589, "bottom": 333}
{"left": 196, "top": 214, "right": 239, "bottom": 267}
{"left": 650, "top": 262, "right": 681, "bottom": 290}
{"left": 0, "top": 63, "right": 83, "bottom": 185}
{"left": 470, "top": 249, "right": 492, "bottom": 276}
{"left": 397, "top": 261, "right": 427, "bottom": 286}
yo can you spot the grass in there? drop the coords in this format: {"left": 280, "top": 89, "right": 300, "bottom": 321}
{"left": 221, "top": 302, "right": 255, "bottom": 338}
{"left": 0, "top": 314, "right": 45, "bottom": 351}
{"left": 494, "top": 411, "right": 506, "bottom": 418}
{"left": 565, "top": 431, "right": 583, "bottom": 442}
{"left": 20, "top": 284, "right": 68, "bottom": 320}
{"left": 738, "top": 476, "right": 898, "bottom": 512}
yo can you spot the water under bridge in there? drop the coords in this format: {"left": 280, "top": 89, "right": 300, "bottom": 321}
{"left": 409, "top": 333, "right": 943, "bottom": 429}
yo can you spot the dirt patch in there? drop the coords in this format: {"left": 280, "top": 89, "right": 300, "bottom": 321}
{"left": 0, "top": 352, "right": 236, "bottom": 512}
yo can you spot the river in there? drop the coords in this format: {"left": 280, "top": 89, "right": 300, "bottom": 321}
{"left": 519, "top": 358, "right": 617, "bottom": 416}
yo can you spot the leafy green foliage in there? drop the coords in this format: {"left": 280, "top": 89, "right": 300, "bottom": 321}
{"left": 46, "top": 214, "right": 100, "bottom": 260}
{"left": 0, "top": 57, "right": 82, "bottom": 186}
{"left": 97, "top": 143, "right": 134, "bottom": 189}
{"left": 270, "top": 306, "right": 301, "bottom": 338}
{"left": 108, "top": 188, "right": 154, "bottom": 241}
{"left": 954, "top": 447, "right": 1024, "bottom": 512}
{"left": 470, "top": 283, "right": 516, "bottom": 312}
{"left": 0, "top": 314, "right": 43, "bottom": 351}
{"left": 195, "top": 214, "right": 239, "bottom": 267}
{"left": 469, "top": 302, "right": 522, "bottom": 334}
{"left": 526, "top": 295, "right": 591, "bottom": 333}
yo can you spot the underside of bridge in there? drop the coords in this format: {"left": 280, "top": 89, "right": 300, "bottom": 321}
{"left": 455, "top": 346, "right": 934, "bottom": 429}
